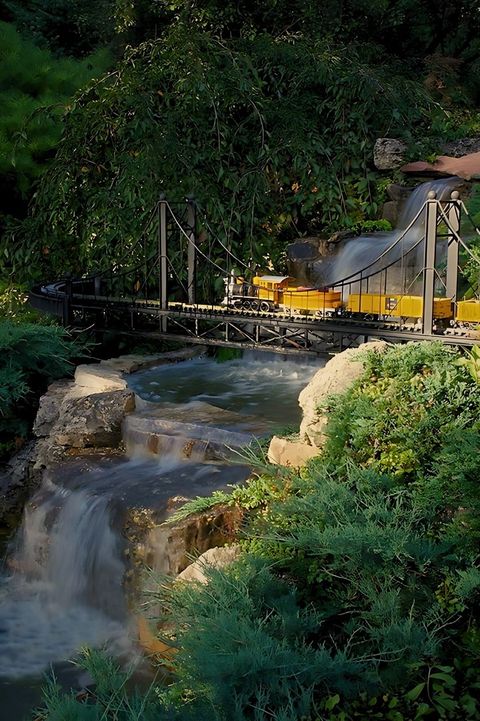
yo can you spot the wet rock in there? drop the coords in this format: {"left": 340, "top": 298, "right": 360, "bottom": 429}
{"left": 52, "top": 390, "right": 135, "bottom": 448}
{"left": 267, "top": 436, "right": 319, "bottom": 468}
{"left": 177, "top": 545, "right": 240, "bottom": 584}
{"left": 99, "top": 347, "right": 204, "bottom": 375}
{"left": 299, "top": 341, "right": 388, "bottom": 447}
{"left": 0, "top": 440, "right": 50, "bottom": 531}
{"left": 286, "top": 232, "right": 355, "bottom": 287}
{"left": 381, "top": 200, "right": 399, "bottom": 226}
{"left": 374, "top": 138, "right": 407, "bottom": 170}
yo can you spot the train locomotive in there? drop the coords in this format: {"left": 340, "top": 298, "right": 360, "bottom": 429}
{"left": 221, "top": 271, "right": 480, "bottom": 332}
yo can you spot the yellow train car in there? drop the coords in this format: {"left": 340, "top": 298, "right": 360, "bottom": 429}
{"left": 281, "top": 287, "right": 343, "bottom": 314}
{"left": 346, "top": 293, "right": 452, "bottom": 320}
{"left": 252, "top": 276, "right": 342, "bottom": 314}
{"left": 455, "top": 299, "right": 480, "bottom": 325}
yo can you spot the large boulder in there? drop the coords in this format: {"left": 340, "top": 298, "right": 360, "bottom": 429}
{"left": 441, "top": 137, "right": 480, "bottom": 158}
{"left": 299, "top": 341, "right": 388, "bottom": 447}
{"left": 374, "top": 138, "right": 407, "bottom": 170}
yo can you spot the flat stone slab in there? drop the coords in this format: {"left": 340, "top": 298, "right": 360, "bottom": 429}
{"left": 401, "top": 152, "right": 480, "bottom": 179}
{"left": 124, "top": 401, "right": 270, "bottom": 460}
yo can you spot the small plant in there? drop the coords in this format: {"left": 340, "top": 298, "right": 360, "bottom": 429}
{"left": 455, "top": 345, "right": 480, "bottom": 383}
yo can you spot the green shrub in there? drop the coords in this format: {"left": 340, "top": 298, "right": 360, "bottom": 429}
{"left": 0, "top": 320, "right": 83, "bottom": 455}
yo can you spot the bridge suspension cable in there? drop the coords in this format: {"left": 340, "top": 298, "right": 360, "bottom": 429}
{"left": 165, "top": 200, "right": 231, "bottom": 276}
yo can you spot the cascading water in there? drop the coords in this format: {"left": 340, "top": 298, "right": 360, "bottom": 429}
{"left": 0, "top": 351, "right": 323, "bottom": 718}
{"left": 322, "top": 177, "right": 463, "bottom": 289}
{"left": 0, "top": 480, "right": 129, "bottom": 680}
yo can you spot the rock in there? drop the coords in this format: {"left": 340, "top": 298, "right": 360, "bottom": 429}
{"left": 141, "top": 505, "right": 244, "bottom": 577}
{"left": 386, "top": 184, "right": 413, "bottom": 202}
{"left": 74, "top": 364, "right": 127, "bottom": 394}
{"left": 32, "top": 379, "right": 73, "bottom": 437}
{"left": 401, "top": 152, "right": 480, "bottom": 180}
{"left": 0, "top": 442, "right": 36, "bottom": 530}
{"left": 441, "top": 137, "right": 480, "bottom": 158}
{"left": 299, "top": 341, "right": 388, "bottom": 447}
{"left": 381, "top": 201, "right": 399, "bottom": 227}
{"left": 99, "top": 347, "right": 205, "bottom": 375}
{"left": 374, "top": 138, "right": 407, "bottom": 170}
{"left": 267, "top": 436, "right": 319, "bottom": 468}
{"left": 52, "top": 390, "right": 135, "bottom": 448}
{"left": 286, "top": 233, "right": 356, "bottom": 287}
{"left": 177, "top": 545, "right": 241, "bottom": 584}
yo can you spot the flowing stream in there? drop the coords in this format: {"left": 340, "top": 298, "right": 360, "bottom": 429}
{"left": 0, "top": 351, "right": 322, "bottom": 719}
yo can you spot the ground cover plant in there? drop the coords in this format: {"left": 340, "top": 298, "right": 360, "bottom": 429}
{"left": 36, "top": 342, "right": 480, "bottom": 720}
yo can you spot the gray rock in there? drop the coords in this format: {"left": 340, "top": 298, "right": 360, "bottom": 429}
{"left": 52, "top": 390, "right": 135, "bottom": 448}
{"left": 374, "top": 138, "right": 407, "bottom": 170}
{"left": 386, "top": 183, "right": 413, "bottom": 202}
{"left": 33, "top": 380, "right": 73, "bottom": 437}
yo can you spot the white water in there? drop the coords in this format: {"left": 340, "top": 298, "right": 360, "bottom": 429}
{"left": 0, "top": 481, "right": 130, "bottom": 679}
{"left": 323, "top": 177, "right": 461, "bottom": 289}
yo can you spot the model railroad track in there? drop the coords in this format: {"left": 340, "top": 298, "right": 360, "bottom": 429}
{"left": 29, "top": 285, "right": 480, "bottom": 352}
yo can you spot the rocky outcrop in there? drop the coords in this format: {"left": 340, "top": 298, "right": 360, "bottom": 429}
{"left": 374, "top": 138, "right": 407, "bottom": 170}
{"left": 267, "top": 341, "right": 388, "bottom": 468}
{"left": 125, "top": 499, "right": 244, "bottom": 586}
{"left": 441, "top": 137, "right": 480, "bottom": 158}
{"left": 2, "top": 348, "right": 204, "bottom": 530}
{"left": 124, "top": 400, "right": 270, "bottom": 461}
{"left": 299, "top": 341, "right": 388, "bottom": 448}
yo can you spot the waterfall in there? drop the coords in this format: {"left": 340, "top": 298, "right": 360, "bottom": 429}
{"left": 323, "top": 177, "right": 462, "bottom": 289}
{"left": 0, "top": 480, "right": 129, "bottom": 679}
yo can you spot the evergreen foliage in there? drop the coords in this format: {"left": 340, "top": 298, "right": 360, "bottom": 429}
{"left": 0, "top": 320, "right": 82, "bottom": 453}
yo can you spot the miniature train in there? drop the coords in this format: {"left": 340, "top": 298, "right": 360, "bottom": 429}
{"left": 222, "top": 272, "right": 480, "bottom": 330}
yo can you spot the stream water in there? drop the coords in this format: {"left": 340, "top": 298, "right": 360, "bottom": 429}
{"left": 0, "top": 351, "right": 322, "bottom": 720}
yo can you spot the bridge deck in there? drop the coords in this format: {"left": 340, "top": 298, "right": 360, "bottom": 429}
{"left": 30, "top": 287, "right": 480, "bottom": 353}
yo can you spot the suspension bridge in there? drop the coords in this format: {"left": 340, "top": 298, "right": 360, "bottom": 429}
{"left": 29, "top": 189, "right": 480, "bottom": 355}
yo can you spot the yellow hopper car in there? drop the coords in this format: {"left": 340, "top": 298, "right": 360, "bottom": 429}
{"left": 346, "top": 293, "right": 452, "bottom": 320}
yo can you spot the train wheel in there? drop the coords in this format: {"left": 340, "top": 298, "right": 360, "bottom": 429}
{"left": 260, "top": 301, "right": 270, "bottom": 312}
{"left": 233, "top": 299, "right": 242, "bottom": 310}
{"left": 250, "top": 300, "right": 259, "bottom": 311}
{"left": 242, "top": 300, "right": 251, "bottom": 310}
